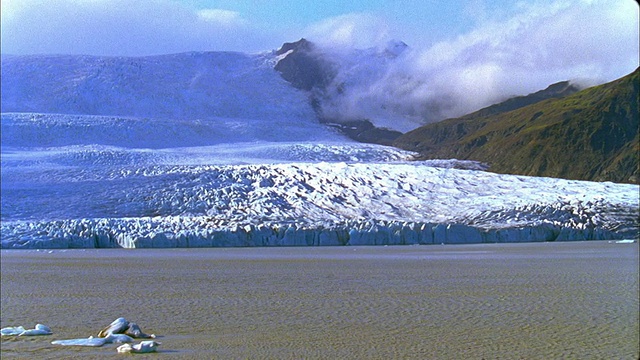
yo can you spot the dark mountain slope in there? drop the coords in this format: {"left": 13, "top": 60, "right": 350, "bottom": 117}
{"left": 273, "top": 39, "right": 403, "bottom": 146}
{"left": 274, "top": 38, "right": 335, "bottom": 91}
{"left": 394, "top": 68, "right": 639, "bottom": 183}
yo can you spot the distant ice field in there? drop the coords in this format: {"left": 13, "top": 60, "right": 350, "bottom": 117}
{"left": 1, "top": 52, "right": 318, "bottom": 122}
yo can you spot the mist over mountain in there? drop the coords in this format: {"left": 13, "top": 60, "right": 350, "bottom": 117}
{"left": 272, "top": 39, "right": 403, "bottom": 145}
{"left": 273, "top": 38, "right": 427, "bottom": 133}
{"left": 271, "top": 38, "right": 593, "bottom": 146}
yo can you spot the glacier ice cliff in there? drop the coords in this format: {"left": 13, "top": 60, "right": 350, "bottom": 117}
{"left": 1, "top": 217, "right": 635, "bottom": 249}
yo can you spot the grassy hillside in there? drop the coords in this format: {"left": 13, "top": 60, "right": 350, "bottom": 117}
{"left": 394, "top": 68, "right": 639, "bottom": 183}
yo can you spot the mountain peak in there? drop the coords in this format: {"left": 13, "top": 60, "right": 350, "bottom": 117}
{"left": 535, "top": 80, "right": 581, "bottom": 99}
{"left": 276, "top": 38, "right": 315, "bottom": 56}
{"left": 464, "top": 80, "right": 581, "bottom": 119}
{"left": 274, "top": 39, "right": 333, "bottom": 91}
{"left": 382, "top": 40, "right": 408, "bottom": 58}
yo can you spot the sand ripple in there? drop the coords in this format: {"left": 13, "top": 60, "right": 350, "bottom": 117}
{"left": 1, "top": 242, "right": 638, "bottom": 359}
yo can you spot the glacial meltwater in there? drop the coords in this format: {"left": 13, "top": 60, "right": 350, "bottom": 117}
{"left": 1, "top": 241, "right": 638, "bottom": 359}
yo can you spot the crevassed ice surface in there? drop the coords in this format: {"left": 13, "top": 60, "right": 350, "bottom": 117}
{"left": 1, "top": 52, "right": 638, "bottom": 248}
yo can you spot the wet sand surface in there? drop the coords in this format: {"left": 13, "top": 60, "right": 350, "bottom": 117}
{"left": 1, "top": 242, "right": 638, "bottom": 359}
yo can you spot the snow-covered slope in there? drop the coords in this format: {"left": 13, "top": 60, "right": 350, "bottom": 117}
{"left": 1, "top": 50, "right": 638, "bottom": 248}
{"left": 1, "top": 52, "right": 318, "bottom": 123}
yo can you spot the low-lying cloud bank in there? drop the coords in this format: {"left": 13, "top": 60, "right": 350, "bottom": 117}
{"left": 304, "top": 0, "right": 639, "bottom": 130}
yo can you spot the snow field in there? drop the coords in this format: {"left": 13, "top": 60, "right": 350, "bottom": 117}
{"left": 1, "top": 52, "right": 318, "bottom": 124}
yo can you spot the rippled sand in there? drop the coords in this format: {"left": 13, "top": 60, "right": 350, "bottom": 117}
{"left": 1, "top": 242, "right": 638, "bottom": 359}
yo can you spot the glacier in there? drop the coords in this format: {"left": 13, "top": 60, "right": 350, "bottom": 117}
{"left": 1, "top": 51, "right": 638, "bottom": 248}
{"left": 2, "top": 152, "right": 637, "bottom": 248}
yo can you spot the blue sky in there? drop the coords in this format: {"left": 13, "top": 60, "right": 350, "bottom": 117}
{"left": 175, "top": 0, "right": 497, "bottom": 45}
{"left": 1, "top": 0, "right": 493, "bottom": 54}
{"left": 2, "top": 0, "right": 635, "bottom": 55}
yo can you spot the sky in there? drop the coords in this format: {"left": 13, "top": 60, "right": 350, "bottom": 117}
{"left": 1, "top": 0, "right": 638, "bottom": 125}
{"left": 1, "top": 0, "right": 636, "bottom": 56}
{"left": 1, "top": 0, "right": 519, "bottom": 55}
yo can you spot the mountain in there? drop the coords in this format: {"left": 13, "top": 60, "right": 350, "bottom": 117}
{"left": 1, "top": 45, "right": 405, "bottom": 146}
{"left": 273, "top": 38, "right": 334, "bottom": 91}
{"left": 394, "top": 68, "right": 640, "bottom": 184}
{"left": 273, "top": 39, "right": 404, "bottom": 145}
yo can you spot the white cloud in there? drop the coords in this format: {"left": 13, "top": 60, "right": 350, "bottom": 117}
{"left": 197, "top": 9, "right": 245, "bottom": 27}
{"left": 304, "top": 13, "right": 391, "bottom": 50}
{"left": 315, "top": 0, "right": 639, "bottom": 129}
{"left": 412, "top": 0, "right": 639, "bottom": 115}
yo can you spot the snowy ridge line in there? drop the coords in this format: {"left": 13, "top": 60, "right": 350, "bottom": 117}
{"left": 1, "top": 217, "right": 635, "bottom": 249}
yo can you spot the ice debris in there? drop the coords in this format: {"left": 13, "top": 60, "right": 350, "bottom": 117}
{"left": 51, "top": 334, "right": 134, "bottom": 347}
{"left": 1, "top": 324, "right": 52, "bottom": 336}
{"left": 98, "top": 317, "right": 155, "bottom": 339}
{"left": 117, "top": 340, "right": 161, "bottom": 354}
{"left": 51, "top": 318, "right": 155, "bottom": 350}
{"left": 611, "top": 239, "right": 637, "bottom": 244}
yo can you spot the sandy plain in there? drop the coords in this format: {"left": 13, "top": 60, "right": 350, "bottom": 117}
{"left": 1, "top": 241, "right": 638, "bottom": 359}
